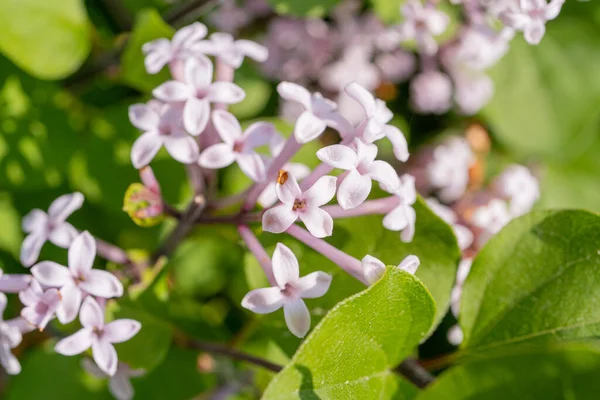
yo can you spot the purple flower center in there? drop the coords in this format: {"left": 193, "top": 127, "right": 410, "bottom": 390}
{"left": 233, "top": 140, "right": 245, "bottom": 153}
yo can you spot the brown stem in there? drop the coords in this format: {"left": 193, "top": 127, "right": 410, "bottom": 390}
{"left": 189, "top": 340, "right": 282, "bottom": 373}
{"left": 395, "top": 358, "right": 436, "bottom": 389}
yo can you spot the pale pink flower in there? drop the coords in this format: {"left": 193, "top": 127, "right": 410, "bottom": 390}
{"left": 472, "top": 199, "right": 511, "bottom": 246}
{"left": 493, "top": 164, "right": 539, "bottom": 217}
{"left": 319, "top": 45, "right": 380, "bottom": 93}
{"left": 426, "top": 198, "right": 474, "bottom": 250}
{"left": 142, "top": 22, "right": 208, "bottom": 74}
{"left": 241, "top": 243, "right": 332, "bottom": 338}
{"left": 501, "top": 0, "right": 564, "bottom": 45}
{"left": 194, "top": 32, "right": 268, "bottom": 68}
{"left": 129, "top": 100, "right": 199, "bottom": 168}
{"left": 20, "top": 192, "right": 83, "bottom": 267}
{"left": 153, "top": 57, "right": 245, "bottom": 135}
{"left": 55, "top": 297, "right": 141, "bottom": 376}
{"left": 19, "top": 279, "right": 61, "bottom": 331}
{"left": 277, "top": 82, "right": 346, "bottom": 143}
{"left": 452, "top": 71, "right": 494, "bottom": 115}
{"left": 82, "top": 359, "right": 145, "bottom": 400}
{"left": 0, "top": 272, "right": 33, "bottom": 293}
{"left": 427, "top": 137, "right": 474, "bottom": 202}
{"left": 398, "top": 0, "right": 450, "bottom": 55}
{"left": 410, "top": 70, "right": 453, "bottom": 115}
{"left": 382, "top": 175, "right": 418, "bottom": 243}
{"left": 198, "top": 110, "right": 273, "bottom": 182}
{"left": 0, "top": 293, "right": 25, "bottom": 375}
{"left": 361, "top": 254, "right": 420, "bottom": 285}
{"left": 345, "top": 82, "right": 409, "bottom": 162}
{"left": 31, "top": 232, "right": 123, "bottom": 324}
{"left": 317, "top": 139, "right": 400, "bottom": 210}
{"left": 262, "top": 173, "right": 337, "bottom": 238}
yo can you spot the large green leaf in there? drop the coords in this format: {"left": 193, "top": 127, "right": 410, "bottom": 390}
{"left": 261, "top": 267, "right": 434, "bottom": 400}
{"left": 417, "top": 342, "right": 600, "bottom": 400}
{"left": 483, "top": 19, "right": 600, "bottom": 160}
{"left": 460, "top": 210, "right": 600, "bottom": 353}
{"left": 0, "top": 0, "right": 90, "bottom": 79}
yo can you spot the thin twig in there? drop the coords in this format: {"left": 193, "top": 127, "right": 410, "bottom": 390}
{"left": 190, "top": 340, "right": 282, "bottom": 373}
{"left": 395, "top": 358, "right": 436, "bottom": 389}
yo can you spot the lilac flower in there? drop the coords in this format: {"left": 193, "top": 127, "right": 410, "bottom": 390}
{"left": 153, "top": 57, "right": 245, "bottom": 135}
{"left": 19, "top": 279, "right": 61, "bottom": 331}
{"left": 361, "top": 254, "right": 420, "bottom": 285}
{"left": 426, "top": 198, "right": 474, "bottom": 250}
{"left": 382, "top": 175, "right": 418, "bottom": 243}
{"left": 258, "top": 134, "right": 311, "bottom": 208}
{"left": 398, "top": 0, "right": 450, "bottom": 55}
{"left": 493, "top": 164, "right": 539, "bottom": 217}
{"left": 472, "top": 199, "right": 511, "bottom": 246}
{"left": 319, "top": 45, "right": 380, "bottom": 93}
{"left": 241, "top": 243, "right": 332, "bottom": 338}
{"left": 198, "top": 110, "right": 273, "bottom": 182}
{"left": 452, "top": 71, "right": 494, "bottom": 116}
{"left": 0, "top": 272, "right": 33, "bottom": 293}
{"left": 31, "top": 231, "right": 123, "bottom": 324}
{"left": 345, "top": 82, "right": 409, "bottom": 162}
{"left": 129, "top": 100, "right": 199, "bottom": 168}
{"left": 55, "top": 297, "right": 141, "bottom": 376}
{"left": 262, "top": 172, "right": 337, "bottom": 238}
{"left": 0, "top": 293, "right": 24, "bottom": 375}
{"left": 317, "top": 139, "right": 400, "bottom": 210}
{"left": 194, "top": 32, "right": 269, "bottom": 68}
{"left": 142, "top": 22, "right": 208, "bottom": 75}
{"left": 375, "top": 50, "right": 417, "bottom": 83}
{"left": 501, "top": 0, "right": 564, "bottom": 45}
{"left": 21, "top": 192, "right": 83, "bottom": 267}
{"left": 409, "top": 70, "right": 453, "bottom": 115}
{"left": 427, "top": 137, "right": 474, "bottom": 202}
{"left": 277, "top": 82, "right": 347, "bottom": 143}
{"left": 82, "top": 359, "right": 145, "bottom": 400}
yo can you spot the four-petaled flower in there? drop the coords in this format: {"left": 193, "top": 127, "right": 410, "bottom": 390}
{"left": 198, "top": 110, "right": 274, "bottom": 182}
{"left": 55, "top": 297, "right": 141, "bottom": 376}
{"left": 398, "top": 0, "right": 450, "bottom": 55}
{"left": 153, "top": 57, "right": 245, "bottom": 135}
{"left": 194, "top": 32, "right": 269, "bottom": 68}
{"left": 241, "top": 243, "right": 332, "bottom": 338}
{"left": 31, "top": 231, "right": 123, "bottom": 324}
{"left": 317, "top": 139, "right": 400, "bottom": 210}
{"left": 82, "top": 358, "right": 145, "bottom": 400}
{"left": 262, "top": 172, "right": 337, "bottom": 238}
{"left": 501, "top": 0, "right": 564, "bottom": 45}
{"left": 19, "top": 279, "right": 61, "bottom": 331}
{"left": 129, "top": 100, "right": 200, "bottom": 168}
{"left": 345, "top": 82, "right": 409, "bottom": 162}
{"left": 382, "top": 174, "right": 418, "bottom": 243}
{"left": 21, "top": 192, "right": 84, "bottom": 267}
{"left": 361, "top": 254, "right": 420, "bottom": 285}
{"left": 492, "top": 164, "right": 539, "bottom": 217}
{"left": 0, "top": 293, "right": 28, "bottom": 375}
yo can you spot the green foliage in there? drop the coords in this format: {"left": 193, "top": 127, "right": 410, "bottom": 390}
{"left": 0, "top": 0, "right": 91, "bottom": 80}
{"left": 460, "top": 210, "right": 600, "bottom": 353}
{"left": 262, "top": 266, "right": 433, "bottom": 399}
{"left": 417, "top": 342, "right": 600, "bottom": 400}
{"left": 266, "top": 0, "right": 341, "bottom": 17}
{"left": 121, "top": 9, "right": 174, "bottom": 92}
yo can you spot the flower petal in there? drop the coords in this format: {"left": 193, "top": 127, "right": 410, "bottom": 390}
{"left": 20, "top": 233, "right": 47, "bottom": 268}
{"left": 384, "top": 125, "right": 409, "bottom": 162}
{"left": 31, "top": 261, "right": 71, "bottom": 287}
{"left": 79, "top": 296, "right": 105, "bottom": 329}
{"left": 241, "top": 287, "right": 285, "bottom": 314}
{"left": 257, "top": 182, "right": 278, "bottom": 208}
{"left": 55, "top": 328, "right": 94, "bottom": 355}
{"left": 299, "top": 207, "right": 334, "bottom": 238}
{"left": 152, "top": 80, "right": 193, "bottom": 102}
{"left": 21, "top": 288, "right": 61, "bottom": 330}
{"left": 345, "top": 82, "right": 376, "bottom": 116}
{"left": 283, "top": 299, "right": 310, "bottom": 338}
{"left": 400, "top": 206, "right": 417, "bottom": 243}
{"left": 337, "top": 169, "right": 372, "bottom": 210}
{"left": 294, "top": 111, "right": 326, "bottom": 144}
{"left": 277, "top": 82, "right": 312, "bottom": 110}
{"left": 212, "top": 110, "right": 242, "bottom": 143}
{"left": 48, "top": 192, "right": 84, "bottom": 223}
{"left": 369, "top": 160, "right": 400, "bottom": 193}
{"left": 131, "top": 131, "right": 163, "bottom": 169}
{"left": 184, "top": 54, "right": 213, "bottom": 89}
{"left": 109, "top": 372, "right": 135, "bottom": 400}
{"left": 81, "top": 357, "right": 106, "bottom": 378}
{"left": 183, "top": 97, "right": 210, "bottom": 136}
{"left": 262, "top": 204, "right": 297, "bottom": 234}
{"left": 18, "top": 279, "right": 42, "bottom": 306}
{"left": 163, "top": 132, "right": 200, "bottom": 164}
{"left": 0, "top": 346, "right": 21, "bottom": 375}
{"left": 56, "top": 282, "right": 83, "bottom": 324}
{"left": 80, "top": 270, "right": 124, "bottom": 299}
{"left": 69, "top": 231, "right": 96, "bottom": 277}
{"left": 361, "top": 255, "right": 386, "bottom": 285}
{"left": 172, "top": 22, "right": 207, "bottom": 49}
{"left": 236, "top": 152, "right": 267, "bottom": 182}
{"left": 382, "top": 205, "right": 410, "bottom": 232}
{"left": 276, "top": 171, "right": 302, "bottom": 204}
{"left": 295, "top": 271, "right": 332, "bottom": 298}
{"left": 206, "top": 82, "right": 246, "bottom": 104}
{"left": 92, "top": 339, "right": 118, "bottom": 376}
{"left": 236, "top": 39, "right": 269, "bottom": 62}
{"left": 22, "top": 209, "right": 47, "bottom": 234}
{"left": 48, "top": 222, "right": 78, "bottom": 248}
{"left": 103, "top": 320, "right": 142, "bottom": 344}
{"left": 272, "top": 243, "right": 300, "bottom": 288}
{"left": 198, "top": 143, "right": 236, "bottom": 169}
{"left": 243, "top": 122, "right": 275, "bottom": 149}
{"left": 0, "top": 274, "right": 32, "bottom": 293}
{"left": 128, "top": 104, "right": 159, "bottom": 132}
{"left": 523, "top": 20, "right": 546, "bottom": 45}
{"left": 303, "top": 176, "right": 337, "bottom": 207}
{"left": 398, "top": 255, "right": 420, "bottom": 275}
{"left": 316, "top": 144, "right": 357, "bottom": 170}
{"left": 0, "top": 293, "right": 6, "bottom": 316}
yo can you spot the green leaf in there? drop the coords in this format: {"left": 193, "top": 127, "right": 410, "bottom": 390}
{"left": 266, "top": 0, "right": 341, "bottom": 17}
{"left": 417, "top": 342, "right": 600, "bottom": 400}
{"left": 121, "top": 9, "right": 174, "bottom": 92}
{"left": 0, "top": 0, "right": 90, "bottom": 79}
{"left": 484, "top": 19, "right": 600, "bottom": 160}
{"left": 371, "top": 0, "right": 405, "bottom": 24}
{"left": 460, "top": 210, "right": 600, "bottom": 354}
{"left": 261, "top": 267, "right": 434, "bottom": 400}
